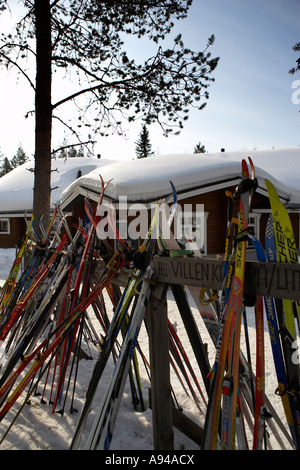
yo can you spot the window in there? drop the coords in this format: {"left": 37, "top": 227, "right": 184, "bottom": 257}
{"left": 0, "top": 218, "right": 10, "bottom": 234}
{"left": 248, "top": 213, "right": 260, "bottom": 246}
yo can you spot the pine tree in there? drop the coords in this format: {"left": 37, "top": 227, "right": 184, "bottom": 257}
{"left": 11, "top": 144, "right": 29, "bottom": 168}
{"left": 193, "top": 142, "right": 206, "bottom": 154}
{"left": 0, "top": 157, "right": 13, "bottom": 177}
{"left": 135, "top": 125, "right": 154, "bottom": 159}
{"left": 77, "top": 145, "right": 85, "bottom": 158}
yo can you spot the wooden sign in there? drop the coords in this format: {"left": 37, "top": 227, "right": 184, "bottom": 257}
{"left": 152, "top": 256, "right": 300, "bottom": 300}
{"left": 153, "top": 256, "right": 224, "bottom": 291}
{"left": 244, "top": 260, "right": 300, "bottom": 300}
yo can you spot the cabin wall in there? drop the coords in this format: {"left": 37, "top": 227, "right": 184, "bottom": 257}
{"left": 176, "top": 189, "right": 300, "bottom": 254}
{"left": 65, "top": 188, "right": 300, "bottom": 255}
{"left": 0, "top": 217, "right": 27, "bottom": 249}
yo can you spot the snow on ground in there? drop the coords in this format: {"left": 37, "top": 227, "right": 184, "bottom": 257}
{"left": 0, "top": 249, "right": 294, "bottom": 451}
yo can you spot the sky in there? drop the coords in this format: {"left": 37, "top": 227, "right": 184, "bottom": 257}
{"left": 0, "top": 0, "right": 299, "bottom": 162}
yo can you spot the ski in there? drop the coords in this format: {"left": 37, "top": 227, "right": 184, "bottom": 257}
{"left": 0, "top": 267, "right": 70, "bottom": 405}
{"left": 158, "top": 183, "right": 212, "bottom": 397}
{"left": 0, "top": 234, "right": 68, "bottom": 343}
{"left": 265, "top": 212, "right": 300, "bottom": 449}
{"left": 167, "top": 318, "right": 206, "bottom": 408}
{"left": 70, "top": 202, "right": 160, "bottom": 449}
{"left": 202, "top": 158, "right": 256, "bottom": 450}
{"left": 220, "top": 190, "right": 235, "bottom": 310}
{"left": 265, "top": 179, "right": 300, "bottom": 334}
{"left": 50, "top": 198, "right": 98, "bottom": 413}
{"left": 244, "top": 233, "right": 271, "bottom": 449}
{"left": 170, "top": 284, "right": 211, "bottom": 398}
{"left": 51, "top": 177, "right": 111, "bottom": 413}
{"left": 0, "top": 250, "right": 124, "bottom": 423}
{"left": 39, "top": 205, "right": 58, "bottom": 246}
{"left": 158, "top": 182, "right": 248, "bottom": 444}
{"left": 0, "top": 216, "right": 33, "bottom": 312}
{"left": 98, "top": 184, "right": 183, "bottom": 450}
{"left": 85, "top": 265, "right": 154, "bottom": 450}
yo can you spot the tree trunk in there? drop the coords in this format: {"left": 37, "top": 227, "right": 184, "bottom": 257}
{"left": 33, "top": 0, "right": 52, "bottom": 231}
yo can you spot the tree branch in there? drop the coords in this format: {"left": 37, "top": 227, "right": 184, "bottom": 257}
{"left": 0, "top": 51, "right": 35, "bottom": 89}
{"left": 51, "top": 45, "right": 162, "bottom": 110}
{"left": 52, "top": 114, "right": 96, "bottom": 155}
{"left": 51, "top": 140, "right": 96, "bottom": 155}
{"left": 51, "top": 66, "right": 157, "bottom": 110}
{"left": 52, "top": 55, "right": 103, "bottom": 82}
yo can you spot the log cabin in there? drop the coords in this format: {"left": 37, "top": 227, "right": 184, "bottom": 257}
{"left": 59, "top": 149, "right": 300, "bottom": 256}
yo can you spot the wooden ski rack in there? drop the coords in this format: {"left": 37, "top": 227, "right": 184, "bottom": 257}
{"left": 93, "top": 255, "right": 300, "bottom": 449}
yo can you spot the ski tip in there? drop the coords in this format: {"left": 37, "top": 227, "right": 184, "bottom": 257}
{"left": 248, "top": 156, "right": 255, "bottom": 177}
{"left": 264, "top": 178, "right": 271, "bottom": 187}
{"left": 169, "top": 181, "right": 177, "bottom": 201}
{"left": 225, "top": 190, "right": 233, "bottom": 200}
{"left": 169, "top": 180, "right": 176, "bottom": 193}
{"left": 241, "top": 159, "right": 249, "bottom": 178}
{"left": 264, "top": 179, "right": 278, "bottom": 199}
{"left": 104, "top": 178, "right": 114, "bottom": 191}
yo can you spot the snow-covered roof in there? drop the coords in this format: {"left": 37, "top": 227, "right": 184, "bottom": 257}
{"left": 0, "top": 157, "right": 118, "bottom": 215}
{"left": 1, "top": 149, "right": 299, "bottom": 215}
{"left": 60, "top": 148, "right": 300, "bottom": 209}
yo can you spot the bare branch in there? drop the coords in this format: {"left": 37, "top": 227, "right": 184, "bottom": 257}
{"left": 0, "top": 50, "right": 35, "bottom": 89}
{"left": 51, "top": 140, "right": 96, "bottom": 155}
{"left": 52, "top": 114, "right": 96, "bottom": 155}
{"left": 52, "top": 55, "right": 103, "bottom": 82}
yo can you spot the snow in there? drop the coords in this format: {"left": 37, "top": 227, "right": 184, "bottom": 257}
{"left": 60, "top": 148, "right": 300, "bottom": 207}
{"left": 216, "top": 147, "right": 300, "bottom": 191}
{"left": 1, "top": 148, "right": 299, "bottom": 213}
{"left": 0, "top": 248, "right": 294, "bottom": 451}
{"left": 0, "top": 157, "right": 118, "bottom": 213}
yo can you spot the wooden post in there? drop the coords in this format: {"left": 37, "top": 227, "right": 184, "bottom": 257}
{"left": 147, "top": 283, "right": 174, "bottom": 450}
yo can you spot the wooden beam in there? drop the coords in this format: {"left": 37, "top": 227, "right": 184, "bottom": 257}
{"left": 94, "top": 254, "right": 300, "bottom": 299}
{"left": 148, "top": 388, "right": 203, "bottom": 446}
{"left": 146, "top": 283, "right": 174, "bottom": 450}
{"left": 172, "top": 405, "right": 203, "bottom": 446}
{"left": 244, "top": 260, "right": 300, "bottom": 300}
{"left": 153, "top": 256, "right": 223, "bottom": 291}
{"left": 152, "top": 256, "right": 300, "bottom": 300}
